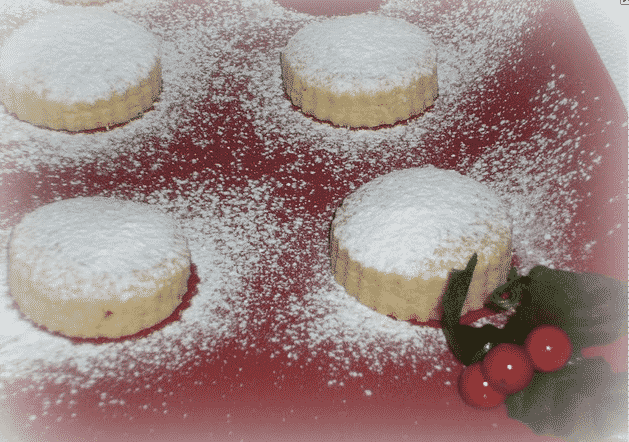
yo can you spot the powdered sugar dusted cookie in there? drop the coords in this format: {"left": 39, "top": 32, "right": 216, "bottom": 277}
{"left": 8, "top": 197, "right": 191, "bottom": 338}
{"left": 330, "top": 166, "right": 512, "bottom": 322}
{"left": 0, "top": 7, "right": 161, "bottom": 131}
{"left": 281, "top": 14, "right": 438, "bottom": 128}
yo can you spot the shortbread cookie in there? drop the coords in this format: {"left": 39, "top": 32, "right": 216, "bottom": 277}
{"left": 8, "top": 197, "right": 191, "bottom": 338}
{"left": 281, "top": 14, "right": 438, "bottom": 128}
{"left": 330, "top": 166, "right": 512, "bottom": 322}
{"left": 0, "top": 7, "right": 161, "bottom": 131}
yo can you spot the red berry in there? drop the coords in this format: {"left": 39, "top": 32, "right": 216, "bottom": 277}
{"left": 481, "top": 343, "right": 535, "bottom": 395}
{"left": 524, "top": 325, "right": 572, "bottom": 372}
{"left": 458, "top": 362, "right": 506, "bottom": 409}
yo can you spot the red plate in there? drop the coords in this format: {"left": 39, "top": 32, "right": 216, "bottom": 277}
{"left": 0, "top": 1, "right": 626, "bottom": 441}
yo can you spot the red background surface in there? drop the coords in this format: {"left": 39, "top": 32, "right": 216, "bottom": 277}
{"left": 0, "top": 1, "right": 626, "bottom": 441}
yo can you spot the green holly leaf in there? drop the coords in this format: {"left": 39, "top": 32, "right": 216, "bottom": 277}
{"left": 493, "top": 267, "right": 628, "bottom": 351}
{"left": 505, "top": 357, "right": 628, "bottom": 441}
{"left": 525, "top": 266, "right": 627, "bottom": 349}
{"left": 441, "top": 253, "right": 505, "bottom": 366}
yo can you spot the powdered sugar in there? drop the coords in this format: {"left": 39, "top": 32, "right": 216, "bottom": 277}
{"left": 0, "top": 0, "right": 60, "bottom": 44}
{"left": 332, "top": 166, "right": 510, "bottom": 278}
{"left": 8, "top": 197, "right": 189, "bottom": 300}
{"left": 0, "top": 179, "right": 271, "bottom": 383}
{"left": 241, "top": 2, "right": 540, "bottom": 158}
{"left": 0, "top": 0, "right": 620, "bottom": 430}
{"left": 0, "top": 6, "right": 160, "bottom": 104}
{"left": 0, "top": 0, "right": 231, "bottom": 171}
{"left": 281, "top": 14, "right": 436, "bottom": 93}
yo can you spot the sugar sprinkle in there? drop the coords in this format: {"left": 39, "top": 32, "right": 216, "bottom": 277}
{"left": 0, "top": 0, "right": 619, "bottom": 425}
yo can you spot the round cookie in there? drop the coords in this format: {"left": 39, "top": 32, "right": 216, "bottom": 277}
{"left": 329, "top": 166, "right": 512, "bottom": 322}
{"left": 0, "top": 7, "right": 161, "bottom": 132}
{"left": 280, "top": 14, "right": 438, "bottom": 128}
{"left": 8, "top": 197, "right": 191, "bottom": 339}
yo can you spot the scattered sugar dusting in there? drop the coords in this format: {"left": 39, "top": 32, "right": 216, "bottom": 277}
{"left": 0, "top": 179, "right": 275, "bottom": 383}
{"left": 0, "top": 0, "right": 236, "bottom": 170}
{"left": 467, "top": 65, "right": 608, "bottom": 274}
{"left": 0, "top": 7, "right": 160, "bottom": 104}
{"left": 281, "top": 14, "right": 436, "bottom": 93}
{"left": 0, "top": 0, "right": 621, "bottom": 430}
{"left": 9, "top": 197, "right": 190, "bottom": 298}
{"left": 0, "top": 0, "right": 61, "bottom": 44}
{"left": 242, "top": 0, "right": 543, "bottom": 157}
{"left": 332, "top": 166, "right": 510, "bottom": 278}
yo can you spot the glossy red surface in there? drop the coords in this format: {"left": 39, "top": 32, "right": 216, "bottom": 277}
{"left": 524, "top": 325, "right": 572, "bottom": 373}
{"left": 481, "top": 344, "right": 535, "bottom": 395}
{"left": 0, "top": 1, "right": 626, "bottom": 441}
{"left": 458, "top": 363, "right": 506, "bottom": 410}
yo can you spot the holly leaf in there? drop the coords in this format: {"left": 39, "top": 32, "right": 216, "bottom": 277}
{"left": 525, "top": 266, "right": 627, "bottom": 349}
{"left": 441, "top": 253, "right": 505, "bottom": 366}
{"left": 505, "top": 357, "right": 628, "bottom": 442}
{"left": 495, "top": 267, "right": 628, "bottom": 351}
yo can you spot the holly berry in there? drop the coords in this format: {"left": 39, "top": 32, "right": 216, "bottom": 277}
{"left": 524, "top": 325, "right": 572, "bottom": 372}
{"left": 458, "top": 362, "right": 506, "bottom": 409}
{"left": 481, "top": 343, "right": 535, "bottom": 395}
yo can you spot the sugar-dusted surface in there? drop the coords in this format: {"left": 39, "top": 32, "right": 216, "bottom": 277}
{"left": 0, "top": 6, "right": 159, "bottom": 104}
{"left": 0, "top": 0, "right": 626, "bottom": 441}
{"left": 8, "top": 197, "right": 189, "bottom": 299}
{"left": 0, "top": 0, "right": 60, "bottom": 44}
{"left": 332, "top": 166, "right": 510, "bottom": 278}
{"left": 281, "top": 14, "right": 436, "bottom": 93}
{"left": 0, "top": 0, "right": 230, "bottom": 171}
{"left": 0, "top": 179, "right": 267, "bottom": 380}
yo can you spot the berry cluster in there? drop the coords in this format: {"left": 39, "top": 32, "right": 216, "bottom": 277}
{"left": 458, "top": 325, "right": 572, "bottom": 409}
